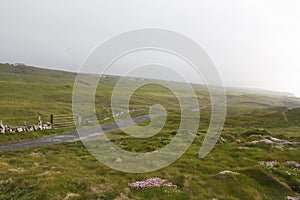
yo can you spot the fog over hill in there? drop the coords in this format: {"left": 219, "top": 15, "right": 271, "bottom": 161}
{"left": 1, "top": 63, "right": 299, "bottom": 100}
{"left": 1, "top": 0, "right": 300, "bottom": 97}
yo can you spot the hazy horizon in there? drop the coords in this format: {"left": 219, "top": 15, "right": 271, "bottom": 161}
{"left": 1, "top": 0, "right": 300, "bottom": 97}
{"left": 2, "top": 61, "right": 297, "bottom": 97}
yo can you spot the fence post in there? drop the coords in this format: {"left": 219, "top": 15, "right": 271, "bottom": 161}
{"left": 50, "top": 114, "right": 54, "bottom": 128}
{"left": 38, "top": 116, "right": 42, "bottom": 125}
{"left": 76, "top": 115, "right": 81, "bottom": 127}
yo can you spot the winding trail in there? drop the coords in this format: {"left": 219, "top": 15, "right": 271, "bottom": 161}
{"left": 0, "top": 114, "right": 160, "bottom": 152}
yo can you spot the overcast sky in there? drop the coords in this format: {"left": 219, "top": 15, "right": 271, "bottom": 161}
{"left": 0, "top": 0, "right": 300, "bottom": 96}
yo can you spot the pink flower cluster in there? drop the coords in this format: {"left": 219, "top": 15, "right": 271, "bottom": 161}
{"left": 286, "top": 161, "right": 300, "bottom": 168}
{"left": 129, "top": 177, "right": 178, "bottom": 190}
{"left": 286, "top": 196, "right": 299, "bottom": 200}
{"left": 286, "top": 161, "right": 300, "bottom": 172}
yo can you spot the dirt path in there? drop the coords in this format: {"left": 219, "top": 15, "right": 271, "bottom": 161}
{"left": 0, "top": 114, "right": 159, "bottom": 152}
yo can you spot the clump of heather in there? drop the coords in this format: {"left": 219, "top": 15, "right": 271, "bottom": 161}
{"left": 128, "top": 177, "right": 178, "bottom": 190}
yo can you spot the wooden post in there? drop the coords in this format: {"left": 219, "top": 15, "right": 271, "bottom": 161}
{"left": 50, "top": 114, "right": 54, "bottom": 128}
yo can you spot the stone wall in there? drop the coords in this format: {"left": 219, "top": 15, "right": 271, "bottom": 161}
{"left": 0, "top": 117, "right": 52, "bottom": 134}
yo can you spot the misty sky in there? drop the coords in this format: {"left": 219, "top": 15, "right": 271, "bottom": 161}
{"left": 0, "top": 0, "right": 300, "bottom": 96}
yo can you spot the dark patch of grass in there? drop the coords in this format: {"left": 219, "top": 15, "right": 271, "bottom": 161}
{"left": 242, "top": 129, "right": 271, "bottom": 137}
{"left": 132, "top": 187, "right": 188, "bottom": 200}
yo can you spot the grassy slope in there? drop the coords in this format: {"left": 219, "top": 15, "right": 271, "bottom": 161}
{"left": 0, "top": 63, "right": 299, "bottom": 199}
{"left": 0, "top": 63, "right": 75, "bottom": 125}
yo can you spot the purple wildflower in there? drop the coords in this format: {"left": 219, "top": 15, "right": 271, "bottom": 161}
{"left": 129, "top": 177, "right": 178, "bottom": 190}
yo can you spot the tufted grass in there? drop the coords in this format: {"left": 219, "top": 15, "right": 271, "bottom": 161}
{"left": 0, "top": 63, "right": 299, "bottom": 199}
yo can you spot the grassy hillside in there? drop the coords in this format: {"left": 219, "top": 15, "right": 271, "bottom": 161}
{"left": 0, "top": 63, "right": 299, "bottom": 199}
{"left": 1, "top": 63, "right": 300, "bottom": 127}
{"left": 0, "top": 63, "right": 75, "bottom": 125}
{"left": 0, "top": 63, "right": 75, "bottom": 81}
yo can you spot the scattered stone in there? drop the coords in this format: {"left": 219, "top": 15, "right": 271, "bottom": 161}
{"left": 27, "top": 125, "right": 34, "bottom": 132}
{"left": 63, "top": 193, "right": 80, "bottom": 200}
{"left": 258, "top": 161, "right": 279, "bottom": 168}
{"left": 8, "top": 168, "right": 25, "bottom": 173}
{"left": 238, "top": 146, "right": 249, "bottom": 150}
{"left": 30, "top": 152, "right": 41, "bottom": 157}
{"left": 269, "top": 137, "right": 294, "bottom": 145}
{"left": 114, "top": 157, "right": 122, "bottom": 162}
{"left": 38, "top": 170, "right": 61, "bottom": 176}
{"left": 219, "top": 136, "right": 227, "bottom": 143}
{"left": 219, "top": 170, "right": 239, "bottom": 175}
{"left": 16, "top": 127, "right": 24, "bottom": 132}
{"left": 251, "top": 139, "right": 273, "bottom": 144}
{"left": 250, "top": 136, "right": 298, "bottom": 148}
{"left": 274, "top": 145, "right": 284, "bottom": 151}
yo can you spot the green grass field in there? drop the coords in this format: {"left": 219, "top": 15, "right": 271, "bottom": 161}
{"left": 0, "top": 63, "right": 299, "bottom": 199}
